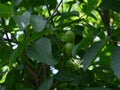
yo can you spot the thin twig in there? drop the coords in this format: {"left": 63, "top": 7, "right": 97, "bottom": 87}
{"left": 1, "top": 18, "right": 12, "bottom": 47}
{"left": 44, "top": 0, "right": 55, "bottom": 27}
{"left": 46, "top": 0, "right": 63, "bottom": 26}
{"left": 37, "top": 64, "right": 43, "bottom": 77}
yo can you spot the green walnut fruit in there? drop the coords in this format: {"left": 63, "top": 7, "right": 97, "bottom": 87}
{"left": 65, "top": 30, "right": 75, "bottom": 43}
{"left": 64, "top": 43, "right": 74, "bottom": 56}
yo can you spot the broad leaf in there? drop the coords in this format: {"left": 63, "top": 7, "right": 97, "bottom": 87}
{"left": 111, "top": 46, "right": 120, "bottom": 79}
{"left": 38, "top": 77, "right": 53, "bottom": 90}
{"left": 12, "top": 0, "right": 22, "bottom": 6}
{"left": 86, "top": 0, "right": 98, "bottom": 16}
{"left": 83, "top": 41, "right": 104, "bottom": 69}
{"left": 0, "top": 3, "right": 11, "bottom": 17}
{"left": 83, "top": 87, "right": 113, "bottom": 90}
{"left": 26, "top": 38, "right": 57, "bottom": 65}
{"left": 54, "top": 69, "right": 80, "bottom": 85}
{"left": 15, "top": 11, "right": 31, "bottom": 30}
{"left": 26, "top": 30, "right": 50, "bottom": 43}
{"left": 55, "top": 69, "right": 76, "bottom": 82}
{"left": 30, "top": 15, "right": 46, "bottom": 32}
{"left": 72, "top": 34, "right": 93, "bottom": 56}
{"left": 99, "top": 0, "right": 120, "bottom": 12}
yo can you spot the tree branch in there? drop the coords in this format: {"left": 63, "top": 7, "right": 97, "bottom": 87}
{"left": 24, "top": 63, "right": 40, "bottom": 88}
{"left": 98, "top": 10, "right": 117, "bottom": 45}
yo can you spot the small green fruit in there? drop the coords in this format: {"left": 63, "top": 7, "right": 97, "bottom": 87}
{"left": 65, "top": 31, "right": 75, "bottom": 43}
{"left": 64, "top": 43, "right": 74, "bottom": 56}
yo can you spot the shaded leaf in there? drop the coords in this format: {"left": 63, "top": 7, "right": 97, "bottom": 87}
{"left": 72, "top": 34, "right": 93, "bottom": 56}
{"left": 26, "top": 30, "right": 51, "bottom": 43}
{"left": 26, "top": 38, "right": 57, "bottom": 65}
{"left": 83, "top": 41, "right": 104, "bottom": 69}
{"left": 54, "top": 69, "right": 76, "bottom": 82}
{"left": 0, "top": 86, "right": 5, "bottom": 90}
{"left": 30, "top": 15, "right": 46, "bottom": 32}
{"left": 111, "top": 46, "right": 120, "bottom": 79}
{"left": 110, "top": 28, "right": 120, "bottom": 42}
{"left": 83, "top": 87, "right": 113, "bottom": 90}
{"left": 12, "top": 0, "right": 22, "bottom": 6}
{"left": 5, "top": 70, "right": 21, "bottom": 90}
{"left": 0, "top": 45, "right": 12, "bottom": 67}
{"left": 15, "top": 11, "right": 31, "bottom": 30}
{"left": 38, "top": 77, "right": 53, "bottom": 90}
{"left": 54, "top": 69, "right": 80, "bottom": 86}
{"left": 99, "top": 0, "right": 120, "bottom": 12}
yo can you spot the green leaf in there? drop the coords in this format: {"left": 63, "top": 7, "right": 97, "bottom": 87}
{"left": 59, "top": 11, "right": 79, "bottom": 20}
{"left": 26, "top": 30, "right": 50, "bottom": 43}
{"left": 0, "top": 45, "right": 12, "bottom": 67}
{"left": 15, "top": 11, "right": 31, "bottom": 30}
{"left": 30, "top": 15, "right": 46, "bottom": 32}
{"left": 83, "top": 87, "right": 113, "bottom": 90}
{"left": 0, "top": 86, "right": 5, "bottom": 90}
{"left": 0, "top": 3, "right": 12, "bottom": 17}
{"left": 54, "top": 69, "right": 75, "bottom": 82}
{"left": 9, "top": 41, "right": 27, "bottom": 68}
{"left": 111, "top": 46, "right": 120, "bottom": 79}
{"left": 12, "top": 0, "right": 22, "bottom": 6}
{"left": 5, "top": 69, "right": 21, "bottom": 90}
{"left": 38, "top": 77, "right": 53, "bottom": 90}
{"left": 99, "top": 0, "right": 120, "bottom": 12}
{"left": 72, "top": 34, "right": 93, "bottom": 56}
{"left": 110, "top": 28, "right": 120, "bottom": 42}
{"left": 26, "top": 38, "right": 57, "bottom": 65}
{"left": 83, "top": 41, "right": 104, "bottom": 69}
{"left": 86, "top": 0, "right": 98, "bottom": 16}
{"left": 54, "top": 69, "right": 80, "bottom": 84}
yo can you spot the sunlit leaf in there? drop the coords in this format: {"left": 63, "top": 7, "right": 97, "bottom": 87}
{"left": 86, "top": 0, "right": 98, "bottom": 16}
{"left": 0, "top": 3, "right": 12, "bottom": 17}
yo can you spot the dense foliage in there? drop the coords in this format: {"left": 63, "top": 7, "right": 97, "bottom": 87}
{"left": 1, "top": 0, "right": 120, "bottom": 90}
